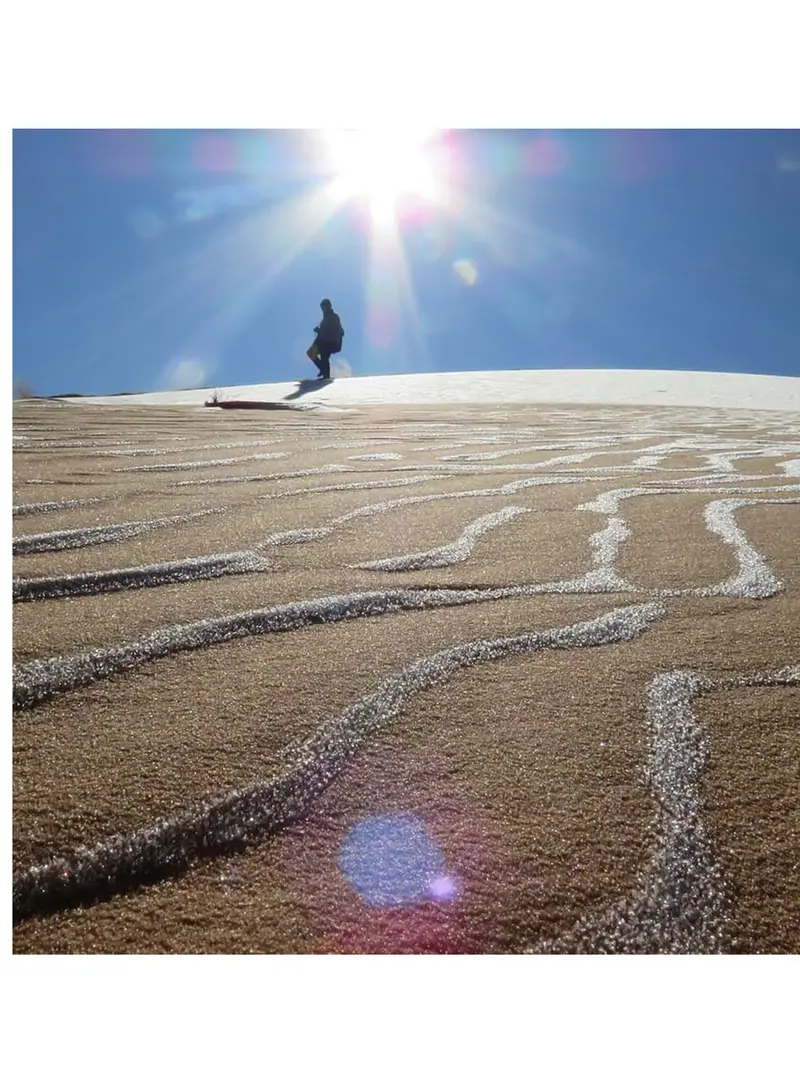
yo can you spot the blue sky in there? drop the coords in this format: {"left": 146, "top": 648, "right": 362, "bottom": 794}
{"left": 13, "top": 129, "right": 800, "bottom": 396}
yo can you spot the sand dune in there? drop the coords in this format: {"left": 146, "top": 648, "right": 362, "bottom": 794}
{"left": 12, "top": 380, "right": 800, "bottom": 953}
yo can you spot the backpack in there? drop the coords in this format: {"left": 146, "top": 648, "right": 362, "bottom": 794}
{"left": 330, "top": 313, "right": 344, "bottom": 353}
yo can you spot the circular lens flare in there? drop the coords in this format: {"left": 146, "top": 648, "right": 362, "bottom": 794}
{"left": 340, "top": 813, "right": 457, "bottom": 907}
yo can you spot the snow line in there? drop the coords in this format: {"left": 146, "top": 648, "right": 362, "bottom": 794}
{"left": 13, "top": 551, "right": 270, "bottom": 603}
{"left": 114, "top": 451, "right": 288, "bottom": 473}
{"left": 346, "top": 452, "right": 404, "bottom": 461}
{"left": 260, "top": 474, "right": 454, "bottom": 499}
{"left": 578, "top": 487, "right": 800, "bottom": 599}
{"left": 12, "top": 509, "right": 222, "bottom": 555}
{"left": 13, "top": 497, "right": 109, "bottom": 517}
{"left": 13, "top": 585, "right": 653, "bottom": 712}
{"left": 12, "top": 602, "right": 665, "bottom": 922}
{"left": 176, "top": 464, "right": 352, "bottom": 486}
{"left": 354, "top": 506, "right": 529, "bottom": 571}
{"left": 95, "top": 439, "right": 283, "bottom": 457}
{"left": 531, "top": 666, "right": 799, "bottom": 954}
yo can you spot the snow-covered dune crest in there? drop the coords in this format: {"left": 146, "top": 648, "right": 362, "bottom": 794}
{"left": 67, "top": 368, "right": 800, "bottom": 412}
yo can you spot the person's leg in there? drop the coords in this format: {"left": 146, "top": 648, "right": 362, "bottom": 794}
{"left": 307, "top": 342, "right": 322, "bottom": 376}
{"left": 317, "top": 346, "right": 331, "bottom": 378}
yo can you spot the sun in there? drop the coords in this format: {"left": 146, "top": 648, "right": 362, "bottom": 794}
{"left": 324, "top": 128, "right": 438, "bottom": 225}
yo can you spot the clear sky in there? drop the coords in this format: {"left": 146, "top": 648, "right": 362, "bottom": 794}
{"left": 13, "top": 128, "right": 800, "bottom": 396}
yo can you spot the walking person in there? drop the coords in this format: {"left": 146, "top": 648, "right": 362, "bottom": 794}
{"left": 308, "top": 298, "right": 344, "bottom": 380}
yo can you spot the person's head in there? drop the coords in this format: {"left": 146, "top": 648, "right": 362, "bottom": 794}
{"left": 320, "top": 298, "right": 332, "bottom": 312}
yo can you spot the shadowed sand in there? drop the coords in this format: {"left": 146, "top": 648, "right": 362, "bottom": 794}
{"left": 12, "top": 398, "right": 800, "bottom": 953}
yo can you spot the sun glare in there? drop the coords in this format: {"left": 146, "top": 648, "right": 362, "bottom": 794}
{"left": 325, "top": 128, "right": 438, "bottom": 224}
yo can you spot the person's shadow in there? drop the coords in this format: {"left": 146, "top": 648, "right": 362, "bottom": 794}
{"left": 283, "top": 378, "right": 333, "bottom": 400}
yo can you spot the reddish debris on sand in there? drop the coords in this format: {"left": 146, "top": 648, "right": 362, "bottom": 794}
{"left": 205, "top": 400, "right": 298, "bottom": 411}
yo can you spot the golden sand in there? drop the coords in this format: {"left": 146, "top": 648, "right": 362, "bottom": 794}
{"left": 12, "top": 398, "right": 800, "bottom": 953}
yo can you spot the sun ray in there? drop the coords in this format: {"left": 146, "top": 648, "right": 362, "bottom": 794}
{"left": 25, "top": 172, "right": 343, "bottom": 377}
{"left": 319, "top": 128, "right": 442, "bottom": 371}
{"left": 362, "top": 205, "right": 432, "bottom": 374}
{"left": 176, "top": 181, "right": 343, "bottom": 354}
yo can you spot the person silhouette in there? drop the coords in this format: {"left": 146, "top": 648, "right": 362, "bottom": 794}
{"left": 309, "top": 298, "right": 344, "bottom": 379}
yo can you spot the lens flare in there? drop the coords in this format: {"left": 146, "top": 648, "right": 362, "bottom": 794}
{"left": 525, "top": 135, "right": 569, "bottom": 177}
{"left": 428, "top": 874, "right": 461, "bottom": 902}
{"left": 340, "top": 813, "right": 458, "bottom": 907}
{"left": 158, "top": 356, "right": 213, "bottom": 391}
{"left": 195, "top": 133, "right": 238, "bottom": 174}
{"left": 453, "top": 258, "right": 478, "bottom": 286}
